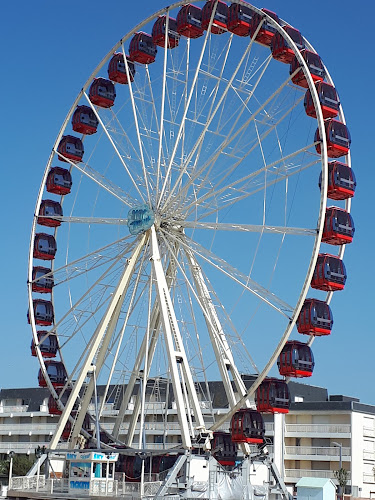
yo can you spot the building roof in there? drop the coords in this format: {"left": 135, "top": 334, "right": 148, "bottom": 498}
{"left": 296, "top": 477, "right": 336, "bottom": 488}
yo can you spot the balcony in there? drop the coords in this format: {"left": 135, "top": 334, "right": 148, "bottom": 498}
{"left": 363, "top": 472, "right": 375, "bottom": 484}
{"left": 0, "top": 442, "right": 47, "bottom": 454}
{"left": 285, "top": 469, "right": 351, "bottom": 482}
{"left": 364, "top": 450, "right": 375, "bottom": 461}
{"left": 363, "top": 427, "right": 375, "bottom": 438}
{"left": 285, "top": 446, "right": 351, "bottom": 461}
{"left": 0, "top": 405, "right": 29, "bottom": 414}
{"left": 285, "top": 424, "right": 351, "bottom": 437}
{"left": 0, "top": 424, "right": 56, "bottom": 435}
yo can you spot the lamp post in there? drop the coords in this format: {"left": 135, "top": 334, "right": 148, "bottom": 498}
{"left": 8, "top": 451, "right": 14, "bottom": 489}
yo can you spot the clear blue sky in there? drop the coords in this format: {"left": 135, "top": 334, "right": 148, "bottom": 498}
{"left": 1, "top": 1, "right": 374, "bottom": 404}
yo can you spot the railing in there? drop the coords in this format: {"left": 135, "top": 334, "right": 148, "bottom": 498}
{"left": 285, "top": 446, "right": 351, "bottom": 458}
{"left": 285, "top": 424, "right": 351, "bottom": 434}
{"left": 363, "top": 427, "right": 375, "bottom": 438}
{"left": 10, "top": 476, "right": 162, "bottom": 497}
{"left": 363, "top": 450, "right": 375, "bottom": 461}
{"left": 0, "top": 442, "right": 48, "bottom": 453}
{"left": 0, "top": 405, "right": 28, "bottom": 413}
{"left": 285, "top": 469, "right": 351, "bottom": 480}
{"left": 0, "top": 423, "right": 56, "bottom": 434}
{"left": 363, "top": 472, "right": 375, "bottom": 483}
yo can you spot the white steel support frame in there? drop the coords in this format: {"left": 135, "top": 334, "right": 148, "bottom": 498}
{"left": 149, "top": 225, "right": 207, "bottom": 449}
{"left": 48, "top": 234, "right": 147, "bottom": 449}
{"left": 184, "top": 248, "right": 248, "bottom": 408}
{"left": 113, "top": 257, "right": 178, "bottom": 445}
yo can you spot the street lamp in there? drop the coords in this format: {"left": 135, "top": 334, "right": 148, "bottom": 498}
{"left": 8, "top": 451, "right": 14, "bottom": 489}
{"left": 332, "top": 441, "right": 342, "bottom": 469}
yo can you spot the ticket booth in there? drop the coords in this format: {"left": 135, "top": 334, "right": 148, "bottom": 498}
{"left": 67, "top": 451, "right": 118, "bottom": 494}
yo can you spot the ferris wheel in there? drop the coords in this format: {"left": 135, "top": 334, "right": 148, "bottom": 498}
{"left": 27, "top": 0, "right": 355, "bottom": 453}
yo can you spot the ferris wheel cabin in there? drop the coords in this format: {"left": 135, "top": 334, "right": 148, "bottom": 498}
{"left": 290, "top": 50, "right": 325, "bottom": 88}
{"left": 249, "top": 9, "right": 280, "bottom": 47}
{"left": 57, "top": 135, "right": 84, "bottom": 163}
{"left": 152, "top": 16, "right": 180, "bottom": 48}
{"left": 37, "top": 200, "right": 63, "bottom": 228}
{"left": 227, "top": 3, "right": 254, "bottom": 36}
{"left": 31, "top": 331, "right": 58, "bottom": 358}
{"left": 319, "top": 162, "right": 356, "bottom": 200}
{"left": 322, "top": 207, "right": 355, "bottom": 245}
{"left": 212, "top": 432, "right": 238, "bottom": 466}
{"left": 231, "top": 409, "right": 265, "bottom": 444}
{"left": 304, "top": 82, "right": 340, "bottom": 119}
{"left": 108, "top": 53, "right": 136, "bottom": 84}
{"left": 71, "top": 105, "right": 99, "bottom": 135}
{"left": 33, "top": 233, "right": 57, "bottom": 260}
{"left": 271, "top": 26, "right": 305, "bottom": 64}
{"left": 297, "top": 298, "right": 333, "bottom": 336}
{"left": 62, "top": 412, "right": 91, "bottom": 440}
{"left": 278, "top": 341, "right": 315, "bottom": 378}
{"left": 46, "top": 167, "right": 72, "bottom": 195}
{"left": 311, "top": 253, "right": 347, "bottom": 292}
{"left": 31, "top": 266, "right": 54, "bottom": 293}
{"left": 38, "top": 361, "right": 67, "bottom": 388}
{"left": 28, "top": 299, "right": 54, "bottom": 326}
{"left": 315, "top": 120, "right": 351, "bottom": 158}
{"left": 176, "top": 5, "right": 204, "bottom": 39}
{"left": 129, "top": 32, "right": 157, "bottom": 64}
{"left": 255, "top": 378, "right": 290, "bottom": 414}
{"left": 202, "top": 1, "right": 229, "bottom": 34}
{"left": 89, "top": 78, "right": 116, "bottom": 108}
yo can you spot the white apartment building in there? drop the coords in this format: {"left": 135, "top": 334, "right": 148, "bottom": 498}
{"left": 0, "top": 379, "right": 374, "bottom": 498}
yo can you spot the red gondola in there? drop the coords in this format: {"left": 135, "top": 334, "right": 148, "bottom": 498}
{"left": 227, "top": 3, "right": 254, "bottom": 36}
{"left": 271, "top": 26, "right": 304, "bottom": 64}
{"left": 176, "top": 4, "right": 204, "bottom": 39}
{"left": 290, "top": 50, "right": 325, "bottom": 88}
{"left": 249, "top": 8, "right": 280, "bottom": 47}
{"left": 311, "top": 253, "right": 347, "bottom": 291}
{"left": 31, "top": 331, "right": 58, "bottom": 358}
{"left": 33, "top": 233, "right": 57, "bottom": 260}
{"left": 255, "top": 378, "right": 290, "bottom": 414}
{"left": 297, "top": 298, "right": 333, "bottom": 336}
{"left": 231, "top": 409, "right": 264, "bottom": 444}
{"left": 48, "top": 389, "right": 77, "bottom": 415}
{"left": 89, "top": 78, "right": 116, "bottom": 108}
{"left": 38, "top": 200, "right": 63, "bottom": 228}
{"left": 152, "top": 16, "right": 180, "bottom": 48}
{"left": 116, "top": 456, "right": 143, "bottom": 482}
{"left": 315, "top": 120, "right": 351, "bottom": 159}
{"left": 304, "top": 82, "right": 340, "bottom": 119}
{"left": 46, "top": 167, "right": 72, "bottom": 196}
{"left": 129, "top": 32, "right": 157, "bottom": 65}
{"left": 278, "top": 341, "right": 314, "bottom": 378}
{"left": 57, "top": 135, "right": 84, "bottom": 163}
{"left": 28, "top": 299, "right": 54, "bottom": 326}
{"left": 108, "top": 53, "right": 136, "bottom": 84}
{"left": 38, "top": 361, "right": 67, "bottom": 388}
{"left": 319, "top": 162, "right": 356, "bottom": 200}
{"left": 31, "top": 266, "right": 54, "bottom": 293}
{"left": 62, "top": 412, "right": 91, "bottom": 441}
{"left": 71, "top": 105, "right": 99, "bottom": 135}
{"left": 322, "top": 207, "right": 355, "bottom": 245}
{"left": 212, "top": 432, "right": 237, "bottom": 466}
{"left": 202, "top": 0, "right": 229, "bottom": 34}
{"left": 151, "top": 455, "right": 178, "bottom": 474}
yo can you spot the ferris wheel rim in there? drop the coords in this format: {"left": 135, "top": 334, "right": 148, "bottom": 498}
{"left": 27, "top": 0, "right": 353, "bottom": 452}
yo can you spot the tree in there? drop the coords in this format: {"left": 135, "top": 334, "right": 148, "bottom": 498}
{"left": 0, "top": 455, "right": 34, "bottom": 477}
{"left": 334, "top": 467, "right": 349, "bottom": 499}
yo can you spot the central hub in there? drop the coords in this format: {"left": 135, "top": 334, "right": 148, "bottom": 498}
{"left": 127, "top": 204, "right": 155, "bottom": 235}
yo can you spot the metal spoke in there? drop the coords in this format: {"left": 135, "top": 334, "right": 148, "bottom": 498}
{"left": 163, "top": 228, "right": 293, "bottom": 317}
{"left": 179, "top": 220, "right": 316, "bottom": 236}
